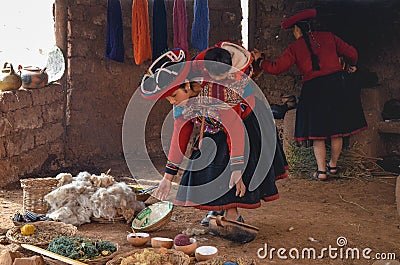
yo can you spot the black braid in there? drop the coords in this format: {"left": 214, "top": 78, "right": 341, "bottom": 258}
{"left": 296, "top": 22, "right": 320, "bottom": 71}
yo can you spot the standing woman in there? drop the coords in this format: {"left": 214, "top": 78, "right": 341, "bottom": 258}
{"left": 253, "top": 9, "right": 367, "bottom": 180}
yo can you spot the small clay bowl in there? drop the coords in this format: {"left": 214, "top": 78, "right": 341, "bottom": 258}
{"left": 151, "top": 237, "right": 174, "bottom": 249}
{"left": 195, "top": 246, "right": 218, "bottom": 261}
{"left": 126, "top": 232, "right": 150, "bottom": 247}
{"left": 174, "top": 238, "right": 197, "bottom": 255}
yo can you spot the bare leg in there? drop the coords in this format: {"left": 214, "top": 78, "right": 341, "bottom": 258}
{"left": 328, "top": 137, "right": 343, "bottom": 170}
{"left": 225, "top": 208, "right": 239, "bottom": 220}
{"left": 313, "top": 140, "right": 327, "bottom": 180}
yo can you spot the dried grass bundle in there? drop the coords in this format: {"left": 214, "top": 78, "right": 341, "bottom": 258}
{"left": 286, "top": 141, "right": 391, "bottom": 179}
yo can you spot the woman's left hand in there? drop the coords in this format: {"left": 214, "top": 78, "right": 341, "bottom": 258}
{"left": 347, "top": 65, "right": 357, "bottom": 73}
{"left": 229, "top": 170, "right": 246, "bottom": 197}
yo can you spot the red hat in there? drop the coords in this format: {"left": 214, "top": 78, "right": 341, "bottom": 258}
{"left": 281, "top": 9, "right": 317, "bottom": 29}
{"left": 140, "top": 48, "right": 190, "bottom": 100}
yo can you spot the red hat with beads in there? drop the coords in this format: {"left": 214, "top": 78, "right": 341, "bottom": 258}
{"left": 281, "top": 9, "right": 317, "bottom": 29}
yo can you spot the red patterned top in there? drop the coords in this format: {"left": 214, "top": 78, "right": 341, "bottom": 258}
{"left": 165, "top": 42, "right": 255, "bottom": 175}
{"left": 261, "top": 31, "right": 358, "bottom": 82}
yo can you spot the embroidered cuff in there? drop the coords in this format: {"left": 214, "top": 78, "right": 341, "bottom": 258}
{"left": 230, "top": 156, "right": 245, "bottom": 171}
{"left": 165, "top": 160, "right": 180, "bottom": 175}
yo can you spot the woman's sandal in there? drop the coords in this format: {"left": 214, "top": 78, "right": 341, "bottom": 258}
{"left": 309, "top": 170, "right": 328, "bottom": 181}
{"left": 326, "top": 163, "right": 339, "bottom": 175}
{"left": 200, "top": 210, "right": 225, "bottom": 226}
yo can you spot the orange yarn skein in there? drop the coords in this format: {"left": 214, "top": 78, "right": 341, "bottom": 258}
{"left": 132, "top": 0, "right": 152, "bottom": 65}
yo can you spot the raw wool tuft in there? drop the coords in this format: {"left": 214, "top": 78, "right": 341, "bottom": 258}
{"left": 45, "top": 172, "right": 145, "bottom": 226}
{"left": 91, "top": 182, "right": 144, "bottom": 220}
{"left": 55, "top": 173, "right": 73, "bottom": 187}
{"left": 75, "top": 171, "right": 92, "bottom": 183}
{"left": 90, "top": 173, "right": 117, "bottom": 188}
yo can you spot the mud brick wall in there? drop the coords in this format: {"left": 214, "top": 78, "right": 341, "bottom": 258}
{"left": 0, "top": 85, "right": 64, "bottom": 187}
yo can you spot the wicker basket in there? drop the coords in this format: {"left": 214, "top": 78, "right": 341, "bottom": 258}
{"left": 6, "top": 221, "right": 77, "bottom": 246}
{"left": 20, "top": 178, "right": 59, "bottom": 214}
{"left": 106, "top": 248, "right": 190, "bottom": 265}
{"left": 43, "top": 243, "right": 119, "bottom": 265}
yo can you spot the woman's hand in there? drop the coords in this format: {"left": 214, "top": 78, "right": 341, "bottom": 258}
{"left": 229, "top": 170, "right": 246, "bottom": 197}
{"left": 347, "top": 65, "right": 357, "bottom": 73}
{"left": 251, "top": 48, "right": 263, "bottom": 60}
{"left": 153, "top": 173, "right": 173, "bottom": 201}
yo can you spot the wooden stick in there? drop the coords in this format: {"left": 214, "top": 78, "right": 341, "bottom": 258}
{"left": 21, "top": 244, "right": 87, "bottom": 265}
{"left": 198, "top": 109, "right": 206, "bottom": 149}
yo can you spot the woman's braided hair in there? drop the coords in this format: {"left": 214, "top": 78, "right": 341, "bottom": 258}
{"left": 296, "top": 21, "right": 320, "bottom": 71}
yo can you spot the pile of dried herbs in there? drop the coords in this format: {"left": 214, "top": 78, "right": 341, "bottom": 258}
{"left": 47, "top": 237, "right": 117, "bottom": 261}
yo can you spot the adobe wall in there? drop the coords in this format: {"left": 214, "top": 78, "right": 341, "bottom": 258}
{"left": 0, "top": 85, "right": 64, "bottom": 187}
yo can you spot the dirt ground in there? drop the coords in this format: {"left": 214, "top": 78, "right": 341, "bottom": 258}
{"left": 1, "top": 172, "right": 399, "bottom": 265}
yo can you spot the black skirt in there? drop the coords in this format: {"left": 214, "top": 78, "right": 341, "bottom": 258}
{"left": 174, "top": 99, "right": 289, "bottom": 211}
{"left": 295, "top": 71, "right": 367, "bottom": 141}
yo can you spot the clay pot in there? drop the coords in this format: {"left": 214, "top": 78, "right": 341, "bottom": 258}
{"left": 19, "top": 66, "right": 48, "bottom": 89}
{"left": 0, "top": 63, "right": 22, "bottom": 91}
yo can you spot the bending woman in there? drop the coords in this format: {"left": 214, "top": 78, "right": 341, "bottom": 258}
{"left": 141, "top": 46, "right": 288, "bottom": 227}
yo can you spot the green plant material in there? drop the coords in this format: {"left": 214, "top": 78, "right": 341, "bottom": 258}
{"left": 96, "top": 240, "right": 117, "bottom": 254}
{"left": 47, "top": 237, "right": 80, "bottom": 259}
{"left": 286, "top": 142, "right": 316, "bottom": 176}
{"left": 47, "top": 237, "right": 116, "bottom": 260}
{"left": 286, "top": 141, "right": 388, "bottom": 179}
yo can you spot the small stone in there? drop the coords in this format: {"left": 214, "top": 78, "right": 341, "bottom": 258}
{"left": 0, "top": 251, "right": 21, "bottom": 265}
{"left": 13, "top": 256, "right": 45, "bottom": 265}
{"left": 288, "top": 226, "right": 294, "bottom": 231}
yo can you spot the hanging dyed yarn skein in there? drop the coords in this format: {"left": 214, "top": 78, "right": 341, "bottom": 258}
{"left": 191, "top": 0, "right": 209, "bottom": 52}
{"left": 173, "top": 0, "right": 188, "bottom": 54}
{"left": 105, "top": 0, "right": 124, "bottom": 62}
{"left": 152, "top": 0, "right": 168, "bottom": 61}
{"left": 132, "top": 0, "right": 152, "bottom": 65}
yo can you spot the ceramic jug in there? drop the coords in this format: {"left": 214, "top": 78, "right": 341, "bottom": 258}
{"left": 19, "top": 66, "right": 48, "bottom": 89}
{"left": 0, "top": 62, "right": 22, "bottom": 91}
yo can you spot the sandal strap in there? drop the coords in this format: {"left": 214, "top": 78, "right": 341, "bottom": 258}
{"left": 316, "top": 170, "right": 327, "bottom": 175}
{"left": 326, "top": 163, "right": 338, "bottom": 170}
